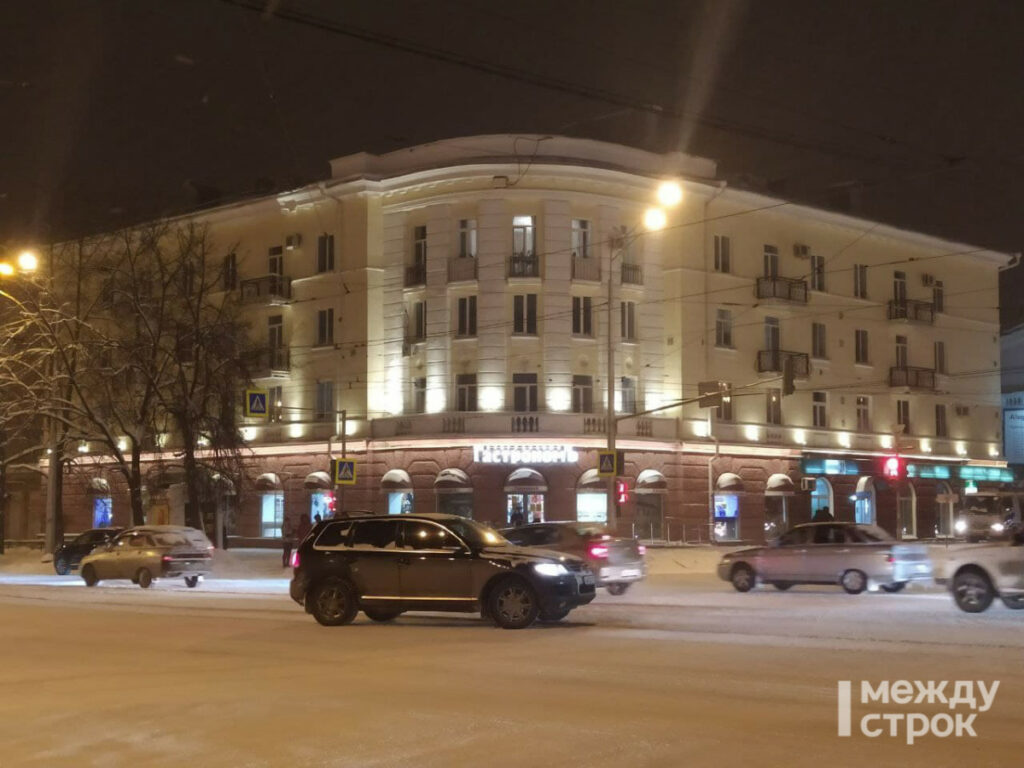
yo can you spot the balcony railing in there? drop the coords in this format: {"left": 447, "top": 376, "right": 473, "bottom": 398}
{"left": 887, "top": 299, "right": 935, "bottom": 324}
{"left": 447, "top": 256, "right": 477, "bottom": 282}
{"left": 755, "top": 276, "right": 808, "bottom": 303}
{"left": 571, "top": 255, "right": 600, "bottom": 281}
{"left": 240, "top": 275, "right": 292, "bottom": 305}
{"left": 889, "top": 366, "right": 936, "bottom": 390}
{"left": 621, "top": 262, "right": 643, "bottom": 285}
{"left": 369, "top": 412, "right": 677, "bottom": 440}
{"left": 756, "top": 349, "right": 810, "bottom": 377}
{"left": 508, "top": 252, "right": 540, "bottom": 278}
{"left": 247, "top": 346, "right": 291, "bottom": 377}
{"left": 404, "top": 263, "right": 426, "bottom": 287}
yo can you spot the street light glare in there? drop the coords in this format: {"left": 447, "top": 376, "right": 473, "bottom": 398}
{"left": 656, "top": 180, "right": 683, "bottom": 207}
{"left": 643, "top": 207, "right": 667, "bottom": 231}
{"left": 0, "top": 263, "right": 13, "bottom": 277}
{"left": 17, "top": 250, "right": 38, "bottom": 272}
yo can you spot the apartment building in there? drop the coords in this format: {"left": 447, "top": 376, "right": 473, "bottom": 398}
{"left": 44, "top": 135, "right": 1011, "bottom": 544}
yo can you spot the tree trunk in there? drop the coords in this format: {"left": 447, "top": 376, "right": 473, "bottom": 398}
{"left": 182, "top": 438, "right": 203, "bottom": 532}
{"left": 129, "top": 443, "right": 145, "bottom": 525}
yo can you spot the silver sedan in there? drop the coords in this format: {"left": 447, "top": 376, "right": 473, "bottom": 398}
{"left": 717, "top": 522, "right": 932, "bottom": 594}
{"left": 80, "top": 525, "right": 213, "bottom": 589}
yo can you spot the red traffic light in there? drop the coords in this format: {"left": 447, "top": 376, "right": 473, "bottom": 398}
{"left": 616, "top": 480, "right": 629, "bottom": 504}
{"left": 882, "top": 456, "right": 904, "bottom": 479}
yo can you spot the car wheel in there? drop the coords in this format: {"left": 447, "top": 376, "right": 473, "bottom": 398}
{"left": 1000, "top": 595, "right": 1024, "bottom": 610}
{"left": 605, "top": 582, "right": 630, "bottom": 596}
{"left": 489, "top": 576, "right": 539, "bottom": 629}
{"left": 730, "top": 563, "right": 755, "bottom": 593}
{"left": 840, "top": 569, "right": 867, "bottom": 594}
{"left": 363, "top": 608, "right": 402, "bottom": 622}
{"left": 538, "top": 608, "right": 571, "bottom": 623}
{"left": 184, "top": 576, "right": 200, "bottom": 588}
{"left": 953, "top": 569, "right": 995, "bottom": 613}
{"left": 81, "top": 564, "right": 99, "bottom": 587}
{"left": 772, "top": 582, "right": 793, "bottom": 591}
{"left": 880, "top": 582, "right": 907, "bottom": 593}
{"left": 54, "top": 555, "right": 71, "bottom": 576}
{"left": 310, "top": 578, "right": 358, "bottom": 626}
{"left": 137, "top": 569, "right": 154, "bottom": 589}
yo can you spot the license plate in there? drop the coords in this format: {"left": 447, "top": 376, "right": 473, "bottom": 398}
{"left": 917, "top": 564, "right": 928, "bottom": 572}
{"left": 621, "top": 569, "right": 640, "bottom": 578}
{"left": 582, "top": 575, "right": 594, "bottom": 585}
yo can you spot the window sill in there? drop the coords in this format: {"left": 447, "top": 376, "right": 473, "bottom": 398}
{"left": 853, "top": 362, "right": 874, "bottom": 370}
{"left": 511, "top": 333, "right": 540, "bottom": 339}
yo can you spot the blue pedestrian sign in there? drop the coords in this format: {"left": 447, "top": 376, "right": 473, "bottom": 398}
{"left": 245, "top": 388, "right": 269, "bottom": 418}
{"left": 333, "top": 458, "right": 357, "bottom": 486}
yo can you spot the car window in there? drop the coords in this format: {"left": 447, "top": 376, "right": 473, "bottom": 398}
{"left": 812, "top": 525, "right": 845, "bottom": 545}
{"left": 152, "top": 534, "right": 188, "bottom": 547}
{"left": 314, "top": 522, "right": 353, "bottom": 547}
{"left": 350, "top": 520, "right": 399, "bottom": 549}
{"left": 504, "top": 526, "right": 536, "bottom": 546}
{"left": 129, "top": 535, "right": 154, "bottom": 548}
{"left": 533, "top": 527, "right": 562, "bottom": 547}
{"left": 400, "top": 521, "right": 462, "bottom": 550}
{"left": 777, "top": 528, "right": 809, "bottom": 546}
{"left": 847, "top": 525, "right": 892, "bottom": 543}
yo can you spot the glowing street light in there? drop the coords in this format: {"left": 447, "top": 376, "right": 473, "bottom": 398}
{"left": 656, "top": 180, "right": 684, "bottom": 208}
{"left": 17, "top": 250, "right": 38, "bottom": 273}
{"left": 642, "top": 207, "right": 668, "bottom": 232}
{"left": 0, "top": 263, "right": 13, "bottom": 277}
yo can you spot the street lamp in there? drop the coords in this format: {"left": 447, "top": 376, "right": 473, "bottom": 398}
{"left": 606, "top": 181, "right": 682, "bottom": 533}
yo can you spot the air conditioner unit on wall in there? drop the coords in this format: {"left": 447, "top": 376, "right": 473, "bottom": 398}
{"left": 285, "top": 233, "right": 302, "bottom": 250}
{"left": 921, "top": 273, "right": 935, "bottom": 286}
{"left": 793, "top": 244, "right": 810, "bottom": 258}
{"left": 800, "top": 477, "right": 816, "bottom": 491}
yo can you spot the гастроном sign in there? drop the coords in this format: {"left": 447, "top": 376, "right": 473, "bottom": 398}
{"left": 472, "top": 445, "right": 579, "bottom": 464}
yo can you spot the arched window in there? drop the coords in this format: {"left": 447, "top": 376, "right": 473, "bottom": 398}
{"left": 935, "top": 481, "right": 955, "bottom": 537}
{"left": 854, "top": 477, "right": 875, "bottom": 525}
{"left": 897, "top": 482, "right": 917, "bottom": 539}
{"left": 811, "top": 477, "right": 833, "bottom": 519}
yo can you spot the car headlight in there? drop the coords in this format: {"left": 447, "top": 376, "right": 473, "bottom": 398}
{"left": 534, "top": 563, "right": 569, "bottom": 577}
{"left": 954, "top": 520, "right": 968, "bottom": 534}
{"left": 991, "top": 522, "right": 1005, "bottom": 533}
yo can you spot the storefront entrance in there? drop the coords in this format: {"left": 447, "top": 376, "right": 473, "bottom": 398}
{"left": 504, "top": 468, "right": 547, "bottom": 525}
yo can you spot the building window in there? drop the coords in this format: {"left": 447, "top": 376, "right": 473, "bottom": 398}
{"left": 222, "top": 252, "right": 237, "bottom": 291}
{"left": 935, "top": 403, "right": 948, "bottom": 437}
{"left": 268, "top": 314, "right": 283, "bottom": 353}
{"left": 269, "top": 385, "right": 283, "bottom": 423}
{"left": 408, "top": 301, "right": 426, "bottom": 341}
{"left": 811, "top": 322, "right": 827, "bottom": 359}
{"left": 853, "top": 264, "right": 867, "bottom": 299}
{"left": 896, "top": 399, "right": 911, "bottom": 434}
{"left": 260, "top": 492, "right": 284, "bottom": 538}
{"left": 572, "top": 296, "right": 593, "bottom": 336}
{"left": 895, "top": 335, "right": 908, "bottom": 368}
{"left": 766, "top": 388, "right": 782, "bottom": 425}
{"left": 315, "top": 380, "right": 335, "bottom": 422}
{"left": 513, "top": 294, "right": 538, "bottom": 335}
{"left": 714, "top": 235, "right": 731, "bottom": 273}
{"left": 893, "top": 270, "right": 907, "bottom": 302}
{"left": 854, "top": 329, "right": 869, "bottom": 365}
{"left": 413, "top": 377, "right": 426, "bottom": 414}
{"left": 413, "top": 225, "right": 427, "bottom": 267}
{"left": 812, "top": 391, "right": 828, "bottom": 428}
{"left": 512, "top": 215, "right": 535, "bottom": 256}
{"left": 457, "top": 296, "right": 477, "bottom": 337}
{"left": 764, "top": 316, "right": 780, "bottom": 351}
{"left": 513, "top": 373, "right": 538, "bottom": 412}
{"left": 317, "top": 233, "right": 335, "bottom": 273}
{"left": 933, "top": 280, "right": 944, "bottom": 313}
{"left": 856, "top": 396, "right": 871, "bottom": 432}
{"left": 459, "top": 219, "right": 477, "bottom": 258}
{"left": 621, "top": 377, "right": 637, "bottom": 413}
{"left": 715, "top": 309, "right": 733, "bottom": 348}
{"left": 621, "top": 301, "right": 637, "bottom": 341}
{"left": 934, "top": 340, "right": 946, "bottom": 373}
{"left": 810, "top": 253, "right": 825, "bottom": 292}
{"left": 716, "top": 384, "right": 733, "bottom": 422}
{"left": 763, "top": 245, "right": 779, "bottom": 278}
{"left": 316, "top": 308, "right": 334, "bottom": 346}
{"left": 571, "top": 219, "right": 590, "bottom": 259}
{"left": 572, "top": 375, "right": 593, "bottom": 414}
{"left": 456, "top": 373, "right": 477, "bottom": 412}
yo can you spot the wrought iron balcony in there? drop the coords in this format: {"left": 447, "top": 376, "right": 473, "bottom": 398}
{"left": 755, "top": 276, "right": 808, "bottom": 303}
{"left": 889, "top": 366, "right": 936, "bottom": 389}
{"left": 447, "top": 256, "right": 477, "bottom": 282}
{"left": 887, "top": 299, "right": 935, "bottom": 324}
{"left": 571, "top": 255, "right": 600, "bottom": 281}
{"left": 240, "top": 275, "right": 292, "bottom": 305}
{"left": 756, "top": 349, "right": 810, "bottom": 377}
{"left": 248, "top": 346, "right": 291, "bottom": 378}
{"left": 404, "top": 263, "right": 426, "bottom": 287}
{"left": 621, "top": 262, "right": 643, "bottom": 285}
{"left": 508, "top": 251, "right": 540, "bottom": 278}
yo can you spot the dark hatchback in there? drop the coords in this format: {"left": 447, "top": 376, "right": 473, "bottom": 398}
{"left": 289, "top": 513, "right": 596, "bottom": 629}
{"left": 53, "top": 528, "right": 123, "bottom": 575}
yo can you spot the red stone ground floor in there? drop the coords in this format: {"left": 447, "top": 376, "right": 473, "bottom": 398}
{"left": 6, "top": 440, "right": 1011, "bottom": 547}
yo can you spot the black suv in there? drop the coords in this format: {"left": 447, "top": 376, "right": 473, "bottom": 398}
{"left": 53, "top": 528, "right": 123, "bottom": 575}
{"left": 289, "top": 513, "right": 596, "bottom": 629}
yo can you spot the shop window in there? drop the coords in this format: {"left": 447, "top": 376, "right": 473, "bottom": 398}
{"left": 576, "top": 493, "right": 607, "bottom": 523}
{"left": 388, "top": 492, "right": 414, "bottom": 515}
{"left": 764, "top": 496, "right": 789, "bottom": 540}
{"left": 310, "top": 491, "right": 333, "bottom": 522}
{"left": 260, "top": 492, "right": 284, "bottom": 538}
{"left": 507, "top": 493, "right": 544, "bottom": 524}
{"left": 713, "top": 494, "right": 739, "bottom": 541}
{"left": 897, "top": 485, "right": 917, "bottom": 539}
{"left": 93, "top": 497, "right": 113, "bottom": 528}
{"left": 811, "top": 477, "right": 832, "bottom": 518}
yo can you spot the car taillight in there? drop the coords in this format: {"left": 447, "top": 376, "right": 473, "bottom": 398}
{"left": 638, "top": 544, "right": 647, "bottom": 556}
{"left": 290, "top": 550, "right": 300, "bottom": 568}
{"left": 589, "top": 544, "right": 609, "bottom": 558}
{"left": 885, "top": 551, "right": 895, "bottom": 564}
{"left": 162, "top": 555, "right": 173, "bottom": 563}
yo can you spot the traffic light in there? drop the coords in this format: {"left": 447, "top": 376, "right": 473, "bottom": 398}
{"left": 616, "top": 480, "right": 629, "bottom": 504}
{"left": 782, "top": 355, "right": 796, "bottom": 396}
{"left": 881, "top": 456, "right": 905, "bottom": 480}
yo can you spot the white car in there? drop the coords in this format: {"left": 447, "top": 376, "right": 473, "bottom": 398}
{"left": 934, "top": 531, "right": 1024, "bottom": 612}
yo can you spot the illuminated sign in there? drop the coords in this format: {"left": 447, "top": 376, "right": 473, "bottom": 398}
{"left": 801, "top": 459, "right": 861, "bottom": 476}
{"left": 473, "top": 444, "right": 580, "bottom": 464}
{"left": 906, "top": 464, "right": 1014, "bottom": 483}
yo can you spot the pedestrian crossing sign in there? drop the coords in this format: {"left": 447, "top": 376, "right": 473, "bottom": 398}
{"left": 244, "top": 388, "right": 269, "bottom": 418}
{"left": 598, "top": 450, "right": 617, "bottom": 477}
{"left": 332, "top": 458, "right": 357, "bottom": 486}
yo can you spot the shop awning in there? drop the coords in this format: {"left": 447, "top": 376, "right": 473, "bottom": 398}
{"left": 255, "top": 472, "right": 282, "bottom": 491}
{"left": 504, "top": 468, "right": 547, "bottom": 493}
{"left": 87, "top": 477, "right": 110, "bottom": 495}
{"left": 576, "top": 468, "right": 605, "bottom": 492}
{"left": 765, "top": 473, "right": 796, "bottom": 496}
{"left": 304, "top": 471, "right": 332, "bottom": 490}
{"left": 716, "top": 472, "right": 744, "bottom": 492}
{"left": 381, "top": 469, "right": 413, "bottom": 492}
{"left": 211, "top": 473, "right": 236, "bottom": 496}
{"left": 636, "top": 469, "right": 667, "bottom": 494}
{"left": 434, "top": 468, "right": 471, "bottom": 493}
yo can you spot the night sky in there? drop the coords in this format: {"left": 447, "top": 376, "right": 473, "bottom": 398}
{"left": 2, "top": 1, "right": 1022, "bottom": 319}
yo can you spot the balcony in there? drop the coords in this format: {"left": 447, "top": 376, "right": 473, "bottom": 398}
{"left": 887, "top": 299, "right": 934, "bottom": 324}
{"left": 621, "top": 262, "right": 643, "bottom": 285}
{"left": 248, "top": 346, "right": 291, "bottom": 378}
{"left": 508, "top": 252, "right": 540, "bottom": 278}
{"left": 571, "top": 255, "right": 600, "bottom": 281}
{"left": 889, "top": 365, "right": 936, "bottom": 390}
{"left": 404, "top": 263, "right": 426, "bottom": 287}
{"left": 240, "top": 275, "right": 292, "bottom": 305}
{"left": 369, "top": 412, "right": 677, "bottom": 441}
{"left": 447, "top": 256, "right": 477, "bottom": 283}
{"left": 756, "top": 349, "right": 810, "bottom": 377}
{"left": 755, "top": 276, "right": 808, "bottom": 304}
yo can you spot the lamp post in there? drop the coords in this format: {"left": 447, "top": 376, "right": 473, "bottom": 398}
{"left": 605, "top": 182, "right": 681, "bottom": 533}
